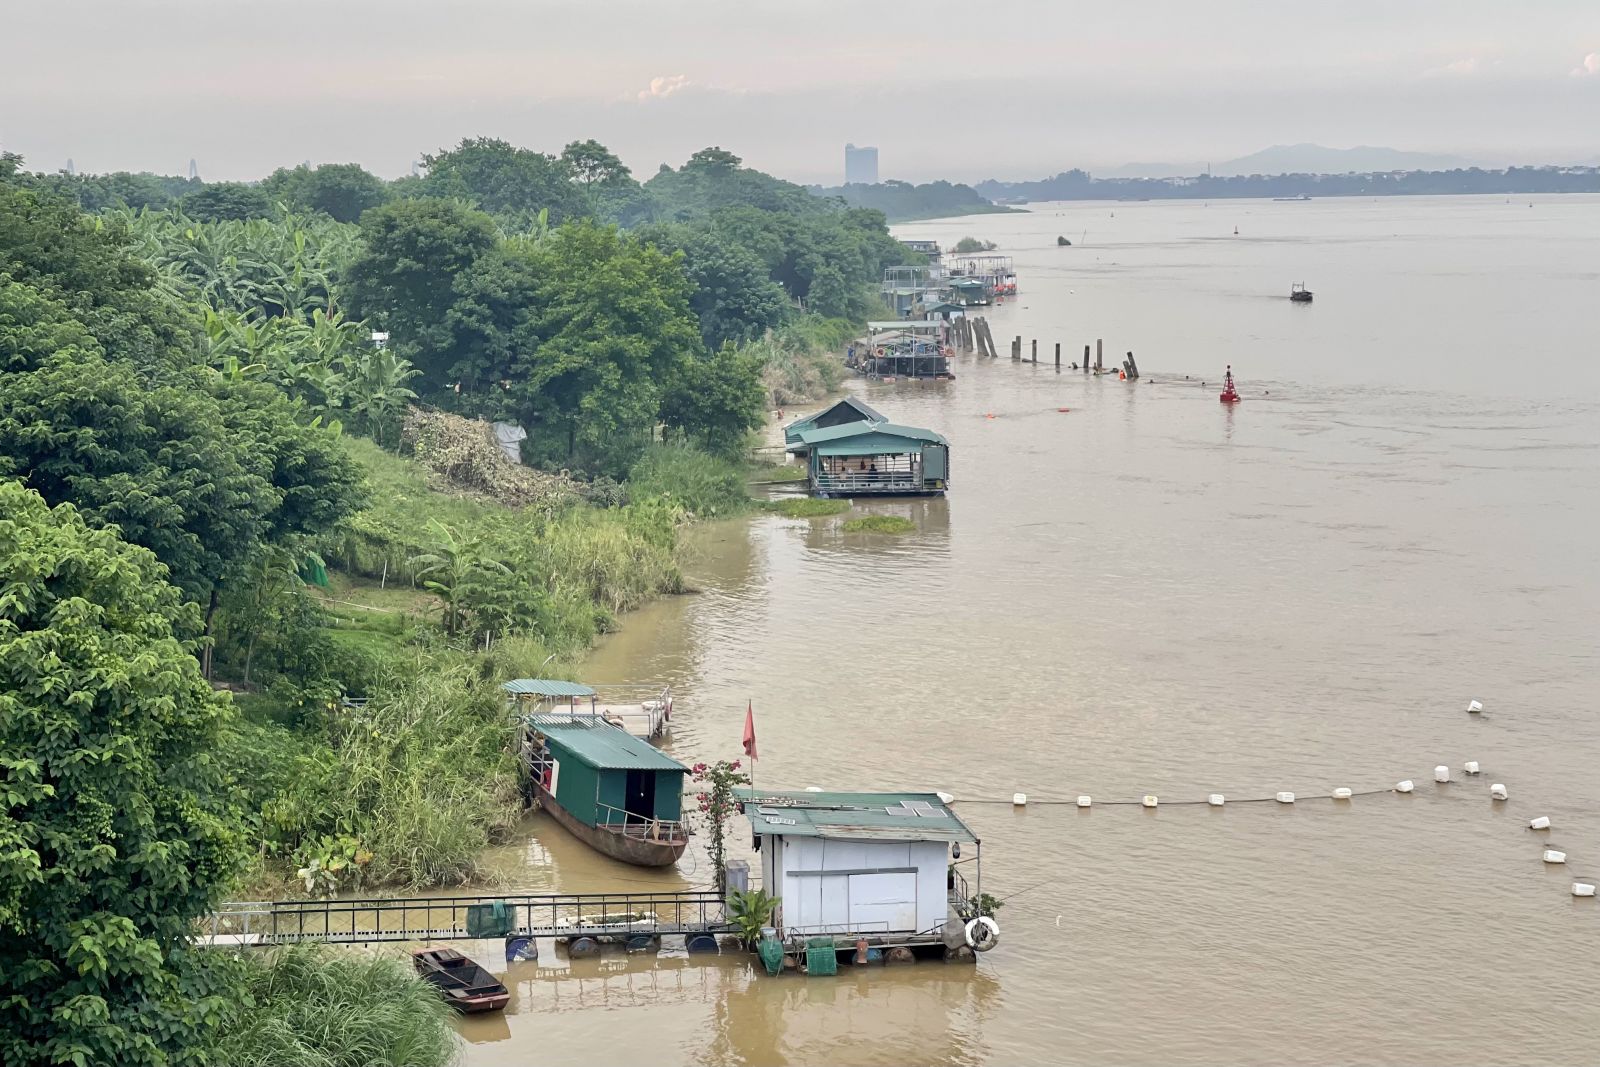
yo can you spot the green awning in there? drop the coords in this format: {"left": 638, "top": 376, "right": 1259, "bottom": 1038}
{"left": 530, "top": 716, "right": 687, "bottom": 772}
{"left": 503, "top": 679, "right": 597, "bottom": 698}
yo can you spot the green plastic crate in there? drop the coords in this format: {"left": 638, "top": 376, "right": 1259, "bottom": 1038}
{"left": 805, "top": 937, "right": 837, "bottom": 976}
{"left": 465, "top": 901, "right": 513, "bottom": 938}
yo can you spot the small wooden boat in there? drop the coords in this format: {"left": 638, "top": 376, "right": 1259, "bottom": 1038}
{"left": 1290, "top": 282, "right": 1313, "bottom": 303}
{"left": 412, "top": 947, "right": 510, "bottom": 1014}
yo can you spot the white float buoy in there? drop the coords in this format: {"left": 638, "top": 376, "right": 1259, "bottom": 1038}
{"left": 935, "top": 791, "right": 955, "bottom": 804}
{"left": 1076, "top": 795, "right": 1092, "bottom": 808}
{"left": 1142, "top": 795, "right": 1158, "bottom": 808}
{"left": 1395, "top": 780, "right": 1415, "bottom": 793}
{"left": 1490, "top": 783, "right": 1508, "bottom": 800}
{"left": 1529, "top": 816, "right": 1551, "bottom": 831}
{"left": 1467, "top": 699, "right": 1483, "bottom": 714}
{"left": 1464, "top": 761, "right": 1480, "bottom": 775}
{"left": 1543, "top": 849, "right": 1567, "bottom": 864}
{"left": 805, "top": 786, "right": 823, "bottom": 793}
{"left": 1433, "top": 766, "right": 1450, "bottom": 783}
{"left": 1207, "top": 794, "right": 1225, "bottom": 807}
{"left": 1275, "top": 791, "right": 1295, "bottom": 804}
{"left": 1573, "top": 882, "right": 1596, "bottom": 897}
{"left": 1332, "top": 787, "right": 1353, "bottom": 800}
{"left": 1012, "top": 793, "right": 1027, "bottom": 806}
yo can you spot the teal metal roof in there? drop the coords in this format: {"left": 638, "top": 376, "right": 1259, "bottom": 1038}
{"left": 783, "top": 398, "right": 885, "bottom": 443}
{"left": 795, "top": 421, "right": 949, "bottom": 448}
{"left": 529, "top": 716, "right": 687, "bottom": 772}
{"left": 735, "top": 789, "right": 976, "bottom": 843}
{"left": 503, "top": 679, "right": 597, "bottom": 698}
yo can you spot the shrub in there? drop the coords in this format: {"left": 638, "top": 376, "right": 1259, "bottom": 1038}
{"left": 627, "top": 443, "right": 751, "bottom": 518}
{"left": 763, "top": 498, "right": 850, "bottom": 518}
{"left": 211, "top": 946, "right": 460, "bottom": 1067}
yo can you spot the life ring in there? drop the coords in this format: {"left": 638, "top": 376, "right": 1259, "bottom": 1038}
{"left": 964, "top": 916, "right": 999, "bottom": 951}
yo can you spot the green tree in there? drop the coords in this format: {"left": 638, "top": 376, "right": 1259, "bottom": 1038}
{"left": 0, "top": 482, "right": 242, "bottom": 1067}
{"left": 421, "top": 137, "right": 587, "bottom": 226}
{"left": 637, "top": 222, "right": 790, "bottom": 348}
{"left": 262, "top": 163, "right": 392, "bottom": 223}
{"left": 0, "top": 180, "right": 194, "bottom": 367}
{"left": 660, "top": 342, "right": 766, "bottom": 455}
{"left": 506, "top": 221, "right": 704, "bottom": 475}
{"left": 180, "top": 181, "right": 274, "bottom": 222}
{"left": 344, "top": 199, "right": 499, "bottom": 391}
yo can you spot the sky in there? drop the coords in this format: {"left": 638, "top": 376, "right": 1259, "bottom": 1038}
{"left": 3, "top": 0, "right": 1598, "bottom": 184}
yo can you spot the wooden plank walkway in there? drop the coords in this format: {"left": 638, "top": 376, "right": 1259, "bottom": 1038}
{"left": 200, "top": 890, "right": 730, "bottom": 947}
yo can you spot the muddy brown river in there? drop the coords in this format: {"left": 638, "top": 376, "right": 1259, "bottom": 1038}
{"left": 458, "top": 195, "right": 1600, "bottom": 1066}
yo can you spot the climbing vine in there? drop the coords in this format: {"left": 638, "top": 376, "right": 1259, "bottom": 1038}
{"left": 692, "top": 759, "right": 749, "bottom": 893}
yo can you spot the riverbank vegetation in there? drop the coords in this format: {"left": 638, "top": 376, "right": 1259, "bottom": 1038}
{"left": 764, "top": 498, "right": 851, "bottom": 518}
{"left": 843, "top": 515, "right": 917, "bottom": 534}
{"left": 1, "top": 136, "right": 902, "bottom": 1062}
{"left": 810, "top": 179, "right": 1015, "bottom": 222}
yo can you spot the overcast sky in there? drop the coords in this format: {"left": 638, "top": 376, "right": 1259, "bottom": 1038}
{"left": 4, "top": 0, "right": 1598, "bottom": 184}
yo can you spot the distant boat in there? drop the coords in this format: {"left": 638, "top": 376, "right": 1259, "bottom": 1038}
{"left": 412, "top": 948, "right": 510, "bottom": 1014}
{"left": 1290, "top": 283, "right": 1313, "bottom": 303}
{"left": 1273, "top": 195, "right": 1312, "bottom": 202}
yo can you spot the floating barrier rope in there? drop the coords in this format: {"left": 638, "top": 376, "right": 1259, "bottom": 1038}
{"left": 946, "top": 764, "right": 1597, "bottom": 903}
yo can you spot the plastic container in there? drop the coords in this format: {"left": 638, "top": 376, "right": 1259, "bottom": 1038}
{"left": 1529, "top": 816, "right": 1551, "bottom": 831}
{"left": 1434, "top": 766, "right": 1450, "bottom": 783}
{"left": 1395, "top": 780, "right": 1415, "bottom": 793}
{"left": 1332, "top": 788, "right": 1353, "bottom": 800}
{"left": 1207, "top": 794, "right": 1225, "bottom": 807}
{"left": 1490, "top": 783, "right": 1508, "bottom": 800}
{"left": 1076, "top": 795, "right": 1092, "bottom": 808}
{"left": 1275, "top": 792, "right": 1295, "bottom": 804}
{"left": 1142, "top": 795, "right": 1158, "bottom": 808}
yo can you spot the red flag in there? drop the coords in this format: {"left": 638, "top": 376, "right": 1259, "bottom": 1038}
{"left": 741, "top": 701, "right": 758, "bottom": 761}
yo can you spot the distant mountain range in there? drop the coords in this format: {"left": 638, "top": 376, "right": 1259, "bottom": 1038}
{"left": 1089, "top": 144, "right": 1478, "bottom": 180}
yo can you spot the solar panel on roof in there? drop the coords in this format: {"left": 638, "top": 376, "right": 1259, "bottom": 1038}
{"left": 885, "top": 807, "right": 917, "bottom": 816}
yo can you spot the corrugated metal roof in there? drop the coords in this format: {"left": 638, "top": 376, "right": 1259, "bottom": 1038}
{"left": 867, "top": 320, "right": 940, "bottom": 330}
{"left": 735, "top": 789, "right": 977, "bottom": 843}
{"left": 503, "top": 679, "right": 597, "bottom": 698}
{"left": 794, "top": 422, "right": 948, "bottom": 448}
{"left": 783, "top": 398, "right": 885, "bottom": 443}
{"left": 529, "top": 716, "right": 687, "bottom": 772}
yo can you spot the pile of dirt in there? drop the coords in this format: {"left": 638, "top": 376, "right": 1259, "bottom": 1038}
{"left": 401, "top": 409, "right": 578, "bottom": 508}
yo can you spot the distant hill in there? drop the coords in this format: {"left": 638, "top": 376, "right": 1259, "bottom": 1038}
{"left": 1211, "top": 143, "right": 1475, "bottom": 176}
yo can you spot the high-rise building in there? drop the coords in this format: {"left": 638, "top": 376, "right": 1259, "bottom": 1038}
{"left": 845, "top": 144, "right": 879, "bottom": 185}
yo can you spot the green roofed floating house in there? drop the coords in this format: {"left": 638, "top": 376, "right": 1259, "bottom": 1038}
{"left": 785, "top": 411, "right": 950, "bottom": 498}
{"left": 736, "top": 789, "right": 996, "bottom": 955}
{"left": 502, "top": 677, "right": 673, "bottom": 740}
{"left": 508, "top": 681, "right": 688, "bottom": 866}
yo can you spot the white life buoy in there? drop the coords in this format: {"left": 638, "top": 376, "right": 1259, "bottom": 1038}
{"left": 964, "top": 916, "right": 1000, "bottom": 952}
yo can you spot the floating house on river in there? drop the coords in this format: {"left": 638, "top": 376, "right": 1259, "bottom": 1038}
{"left": 783, "top": 399, "right": 949, "bottom": 497}
{"left": 783, "top": 397, "right": 885, "bottom": 452}
{"left": 737, "top": 789, "right": 991, "bottom": 953}
{"left": 517, "top": 706, "right": 689, "bottom": 867}
{"left": 847, "top": 321, "right": 952, "bottom": 381}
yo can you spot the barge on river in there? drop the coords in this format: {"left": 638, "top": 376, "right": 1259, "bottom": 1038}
{"left": 847, "top": 321, "right": 953, "bottom": 381}
{"left": 518, "top": 707, "right": 690, "bottom": 867}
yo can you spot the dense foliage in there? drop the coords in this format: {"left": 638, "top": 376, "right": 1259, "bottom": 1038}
{"left": 211, "top": 946, "right": 459, "bottom": 1067}
{"left": 0, "top": 483, "right": 241, "bottom": 1067}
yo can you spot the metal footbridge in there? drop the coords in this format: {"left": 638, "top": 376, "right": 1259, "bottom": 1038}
{"left": 203, "top": 890, "right": 730, "bottom": 947}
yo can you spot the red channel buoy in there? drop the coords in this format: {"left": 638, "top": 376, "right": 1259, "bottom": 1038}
{"left": 1219, "top": 365, "right": 1241, "bottom": 404}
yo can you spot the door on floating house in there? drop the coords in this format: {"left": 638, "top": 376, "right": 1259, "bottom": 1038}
{"left": 624, "top": 769, "right": 656, "bottom": 824}
{"left": 922, "top": 445, "right": 947, "bottom": 483}
{"left": 848, "top": 872, "right": 918, "bottom": 933}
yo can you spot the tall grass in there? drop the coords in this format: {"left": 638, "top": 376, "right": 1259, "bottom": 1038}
{"left": 212, "top": 946, "right": 459, "bottom": 1067}
{"left": 253, "top": 663, "right": 522, "bottom": 889}
{"left": 747, "top": 315, "right": 854, "bottom": 407}
{"left": 627, "top": 443, "right": 751, "bottom": 518}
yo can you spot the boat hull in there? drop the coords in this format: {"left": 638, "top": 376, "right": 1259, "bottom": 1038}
{"left": 412, "top": 948, "right": 511, "bottom": 1014}
{"left": 535, "top": 783, "right": 688, "bottom": 867}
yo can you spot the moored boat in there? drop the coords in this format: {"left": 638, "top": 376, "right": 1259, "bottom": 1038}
{"left": 1290, "top": 282, "right": 1313, "bottom": 302}
{"left": 412, "top": 947, "right": 511, "bottom": 1013}
{"left": 519, "top": 711, "right": 690, "bottom": 867}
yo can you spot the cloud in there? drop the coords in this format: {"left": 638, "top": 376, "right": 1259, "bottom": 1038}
{"left": 1421, "top": 56, "right": 1491, "bottom": 79}
{"left": 637, "top": 75, "right": 693, "bottom": 101}
{"left": 1572, "top": 52, "right": 1600, "bottom": 77}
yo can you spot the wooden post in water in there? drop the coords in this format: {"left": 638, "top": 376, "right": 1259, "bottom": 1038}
{"left": 1031, "top": 339, "right": 1037, "bottom": 363}
{"left": 1055, "top": 342, "right": 1061, "bottom": 371}
{"left": 1126, "top": 351, "right": 1140, "bottom": 379}
{"left": 1013, "top": 336, "right": 1021, "bottom": 361}
{"left": 1083, "top": 344, "right": 1090, "bottom": 373}
{"left": 1096, "top": 338, "right": 1103, "bottom": 371}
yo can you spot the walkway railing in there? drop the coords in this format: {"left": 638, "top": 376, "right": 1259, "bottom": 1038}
{"left": 203, "top": 890, "right": 728, "bottom": 946}
{"left": 815, "top": 472, "right": 926, "bottom": 493}
{"left": 595, "top": 802, "right": 688, "bottom": 844}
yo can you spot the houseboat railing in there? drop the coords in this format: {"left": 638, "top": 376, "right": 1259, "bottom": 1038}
{"left": 815, "top": 472, "right": 925, "bottom": 492}
{"left": 203, "top": 890, "right": 729, "bottom": 945}
{"left": 594, "top": 801, "right": 689, "bottom": 843}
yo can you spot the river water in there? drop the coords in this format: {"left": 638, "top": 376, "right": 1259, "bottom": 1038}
{"left": 459, "top": 196, "right": 1600, "bottom": 1066}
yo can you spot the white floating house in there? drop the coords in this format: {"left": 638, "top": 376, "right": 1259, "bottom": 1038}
{"left": 737, "top": 789, "right": 981, "bottom": 943}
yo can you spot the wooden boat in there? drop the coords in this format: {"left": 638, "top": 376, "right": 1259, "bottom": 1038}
{"left": 1290, "top": 282, "right": 1313, "bottom": 303}
{"left": 518, "top": 711, "right": 690, "bottom": 867}
{"left": 412, "top": 947, "right": 510, "bottom": 1013}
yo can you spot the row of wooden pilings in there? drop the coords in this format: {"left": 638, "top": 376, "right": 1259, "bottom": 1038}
{"left": 1009, "top": 336, "right": 1140, "bottom": 378}
{"left": 951, "top": 316, "right": 1141, "bottom": 378}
